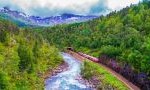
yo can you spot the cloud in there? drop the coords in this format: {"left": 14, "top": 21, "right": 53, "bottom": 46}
{"left": 0, "top": 0, "right": 140, "bottom": 17}
{"left": 107, "top": 0, "right": 140, "bottom": 11}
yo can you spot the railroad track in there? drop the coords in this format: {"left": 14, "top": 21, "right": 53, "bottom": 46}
{"left": 67, "top": 50, "right": 140, "bottom": 90}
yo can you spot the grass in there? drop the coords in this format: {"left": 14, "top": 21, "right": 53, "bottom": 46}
{"left": 81, "top": 60, "right": 129, "bottom": 90}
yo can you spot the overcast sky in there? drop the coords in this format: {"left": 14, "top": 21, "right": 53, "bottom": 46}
{"left": 0, "top": 0, "right": 141, "bottom": 17}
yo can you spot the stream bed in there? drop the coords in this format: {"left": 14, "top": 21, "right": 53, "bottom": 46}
{"left": 45, "top": 53, "right": 93, "bottom": 90}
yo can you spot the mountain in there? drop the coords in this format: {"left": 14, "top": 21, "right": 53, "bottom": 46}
{"left": 0, "top": 7, "right": 98, "bottom": 27}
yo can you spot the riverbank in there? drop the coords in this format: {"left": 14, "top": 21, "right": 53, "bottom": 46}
{"left": 45, "top": 53, "right": 96, "bottom": 90}
{"left": 76, "top": 74, "right": 100, "bottom": 89}
{"left": 43, "top": 61, "right": 69, "bottom": 79}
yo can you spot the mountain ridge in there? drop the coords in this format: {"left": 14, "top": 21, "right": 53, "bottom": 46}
{"left": 0, "top": 7, "right": 98, "bottom": 27}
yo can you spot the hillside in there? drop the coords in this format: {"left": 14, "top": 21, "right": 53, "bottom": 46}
{"left": 38, "top": 2, "right": 150, "bottom": 78}
{"left": 0, "top": 18, "right": 63, "bottom": 89}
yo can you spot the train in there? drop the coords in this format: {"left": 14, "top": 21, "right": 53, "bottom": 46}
{"left": 78, "top": 52, "right": 99, "bottom": 62}
{"left": 77, "top": 52, "right": 150, "bottom": 90}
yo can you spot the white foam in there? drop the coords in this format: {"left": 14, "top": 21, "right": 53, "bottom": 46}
{"left": 45, "top": 53, "right": 92, "bottom": 90}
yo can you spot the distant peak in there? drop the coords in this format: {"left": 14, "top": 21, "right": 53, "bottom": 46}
{"left": 61, "top": 13, "right": 76, "bottom": 17}
{"left": 3, "top": 6, "right": 9, "bottom": 10}
{"left": 0, "top": 7, "right": 98, "bottom": 27}
{"left": 3, "top": 6, "right": 10, "bottom": 11}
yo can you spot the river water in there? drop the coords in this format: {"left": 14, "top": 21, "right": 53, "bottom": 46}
{"left": 45, "top": 53, "right": 92, "bottom": 90}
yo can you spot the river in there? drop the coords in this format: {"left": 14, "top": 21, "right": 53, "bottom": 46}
{"left": 45, "top": 53, "right": 93, "bottom": 90}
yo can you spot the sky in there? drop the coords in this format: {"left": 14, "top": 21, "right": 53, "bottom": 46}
{"left": 0, "top": 0, "right": 142, "bottom": 17}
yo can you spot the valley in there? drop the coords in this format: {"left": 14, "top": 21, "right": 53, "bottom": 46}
{"left": 0, "top": 1, "right": 150, "bottom": 90}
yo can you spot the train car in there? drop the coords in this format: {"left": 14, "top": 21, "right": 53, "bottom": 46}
{"left": 78, "top": 52, "right": 99, "bottom": 62}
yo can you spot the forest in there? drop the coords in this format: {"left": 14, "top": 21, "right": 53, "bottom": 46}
{"left": 37, "top": 2, "right": 150, "bottom": 77}
{"left": 0, "top": 1, "right": 150, "bottom": 90}
{"left": 0, "top": 18, "right": 63, "bottom": 89}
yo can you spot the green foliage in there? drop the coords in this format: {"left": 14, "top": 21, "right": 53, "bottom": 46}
{"left": 0, "top": 72, "right": 10, "bottom": 90}
{"left": 0, "top": 30, "right": 8, "bottom": 43}
{"left": 37, "top": 2, "right": 150, "bottom": 75}
{"left": 100, "top": 46, "right": 121, "bottom": 58}
{"left": 0, "top": 18, "right": 63, "bottom": 89}
{"left": 18, "top": 44, "right": 34, "bottom": 72}
{"left": 81, "top": 61, "right": 94, "bottom": 79}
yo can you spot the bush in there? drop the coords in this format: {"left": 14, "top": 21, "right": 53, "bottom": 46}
{"left": 18, "top": 44, "right": 34, "bottom": 73}
{"left": 0, "top": 72, "right": 9, "bottom": 90}
{"left": 100, "top": 45, "right": 121, "bottom": 58}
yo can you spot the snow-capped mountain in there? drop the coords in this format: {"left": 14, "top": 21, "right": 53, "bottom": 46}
{"left": 0, "top": 7, "right": 98, "bottom": 27}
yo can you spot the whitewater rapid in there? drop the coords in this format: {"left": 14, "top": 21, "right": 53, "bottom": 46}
{"left": 45, "top": 53, "right": 92, "bottom": 90}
